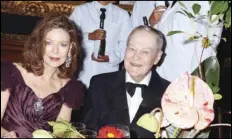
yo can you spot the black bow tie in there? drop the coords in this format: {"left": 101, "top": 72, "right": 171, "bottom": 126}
{"left": 125, "top": 82, "right": 148, "bottom": 98}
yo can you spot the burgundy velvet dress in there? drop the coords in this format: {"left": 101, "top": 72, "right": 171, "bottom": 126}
{"left": 1, "top": 61, "right": 84, "bottom": 138}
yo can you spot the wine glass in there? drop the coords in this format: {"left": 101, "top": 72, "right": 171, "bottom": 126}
{"left": 71, "top": 122, "right": 86, "bottom": 132}
{"left": 108, "top": 124, "right": 130, "bottom": 138}
{"left": 79, "top": 129, "right": 97, "bottom": 138}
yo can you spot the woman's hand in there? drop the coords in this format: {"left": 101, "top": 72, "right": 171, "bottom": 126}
{"left": 2, "top": 131, "right": 17, "bottom": 138}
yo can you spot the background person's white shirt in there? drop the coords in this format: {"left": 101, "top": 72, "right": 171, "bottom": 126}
{"left": 131, "top": 1, "right": 156, "bottom": 28}
{"left": 155, "top": 1, "right": 223, "bottom": 82}
{"left": 70, "top": 1, "right": 132, "bottom": 87}
{"left": 131, "top": 1, "right": 169, "bottom": 28}
{"left": 125, "top": 71, "right": 152, "bottom": 123}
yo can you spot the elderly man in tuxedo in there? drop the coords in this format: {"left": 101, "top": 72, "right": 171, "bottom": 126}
{"left": 82, "top": 25, "right": 169, "bottom": 138}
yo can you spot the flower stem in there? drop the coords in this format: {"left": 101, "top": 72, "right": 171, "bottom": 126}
{"left": 151, "top": 108, "right": 163, "bottom": 138}
{"left": 186, "top": 129, "right": 200, "bottom": 138}
{"left": 199, "top": 47, "right": 205, "bottom": 80}
{"left": 170, "top": 127, "right": 181, "bottom": 138}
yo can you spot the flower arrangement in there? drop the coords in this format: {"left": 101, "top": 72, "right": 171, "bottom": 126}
{"left": 97, "top": 126, "right": 124, "bottom": 138}
{"left": 167, "top": 1, "right": 231, "bottom": 100}
{"left": 136, "top": 1, "right": 231, "bottom": 138}
{"left": 137, "top": 73, "right": 231, "bottom": 138}
{"left": 32, "top": 121, "right": 128, "bottom": 138}
{"left": 32, "top": 120, "right": 85, "bottom": 138}
{"left": 166, "top": 2, "right": 231, "bottom": 137}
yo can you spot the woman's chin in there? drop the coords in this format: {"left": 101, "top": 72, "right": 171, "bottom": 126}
{"left": 45, "top": 62, "right": 63, "bottom": 68}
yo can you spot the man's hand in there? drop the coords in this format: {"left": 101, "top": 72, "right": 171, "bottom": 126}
{"left": 91, "top": 53, "right": 109, "bottom": 62}
{"left": 149, "top": 6, "right": 167, "bottom": 26}
{"left": 88, "top": 29, "right": 106, "bottom": 40}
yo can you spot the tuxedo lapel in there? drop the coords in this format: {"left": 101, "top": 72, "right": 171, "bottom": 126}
{"left": 108, "top": 70, "right": 130, "bottom": 126}
{"left": 131, "top": 69, "right": 165, "bottom": 125}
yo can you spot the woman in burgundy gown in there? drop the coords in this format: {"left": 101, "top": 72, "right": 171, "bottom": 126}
{"left": 1, "top": 15, "right": 84, "bottom": 138}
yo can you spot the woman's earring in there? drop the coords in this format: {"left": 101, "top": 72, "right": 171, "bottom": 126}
{"left": 65, "top": 56, "right": 71, "bottom": 68}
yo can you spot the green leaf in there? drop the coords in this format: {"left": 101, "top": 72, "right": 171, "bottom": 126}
{"left": 192, "top": 3, "right": 201, "bottom": 15}
{"left": 212, "top": 86, "right": 220, "bottom": 93}
{"left": 196, "top": 127, "right": 210, "bottom": 138}
{"left": 195, "top": 15, "right": 207, "bottom": 21}
{"left": 196, "top": 16, "right": 207, "bottom": 21}
{"left": 210, "top": 13, "right": 223, "bottom": 24}
{"left": 63, "top": 131, "right": 72, "bottom": 138}
{"left": 176, "top": 11, "right": 187, "bottom": 16}
{"left": 191, "top": 56, "right": 220, "bottom": 87}
{"left": 167, "top": 31, "right": 184, "bottom": 36}
{"left": 210, "top": 1, "right": 229, "bottom": 15}
{"left": 198, "top": 15, "right": 207, "bottom": 18}
{"left": 213, "top": 34, "right": 227, "bottom": 42}
{"left": 193, "top": 36, "right": 200, "bottom": 40}
{"left": 178, "top": 1, "right": 188, "bottom": 10}
{"left": 208, "top": 1, "right": 213, "bottom": 5}
{"left": 221, "top": 37, "right": 227, "bottom": 42}
{"left": 183, "top": 9, "right": 195, "bottom": 18}
{"left": 187, "top": 36, "right": 195, "bottom": 41}
{"left": 48, "top": 121, "right": 57, "bottom": 126}
{"left": 214, "top": 93, "right": 223, "bottom": 100}
{"left": 59, "top": 119, "right": 71, "bottom": 126}
{"left": 207, "top": 82, "right": 214, "bottom": 89}
{"left": 206, "top": 82, "right": 220, "bottom": 94}
{"left": 184, "top": 36, "right": 201, "bottom": 44}
{"left": 225, "top": 6, "right": 231, "bottom": 29}
{"left": 197, "top": 15, "right": 206, "bottom": 20}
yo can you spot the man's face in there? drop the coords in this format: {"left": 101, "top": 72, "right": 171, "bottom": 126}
{"left": 124, "top": 30, "right": 163, "bottom": 81}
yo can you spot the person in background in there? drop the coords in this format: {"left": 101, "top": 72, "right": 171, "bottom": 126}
{"left": 70, "top": 1, "right": 132, "bottom": 88}
{"left": 82, "top": 26, "right": 169, "bottom": 138}
{"left": 1, "top": 15, "right": 84, "bottom": 138}
{"left": 149, "top": 1, "right": 224, "bottom": 82}
{"left": 131, "top": 1, "right": 167, "bottom": 28}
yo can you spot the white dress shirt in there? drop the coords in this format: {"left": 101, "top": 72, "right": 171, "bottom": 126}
{"left": 125, "top": 71, "right": 152, "bottom": 123}
{"left": 131, "top": 1, "right": 169, "bottom": 28}
{"left": 131, "top": 1, "right": 156, "bottom": 28}
{"left": 70, "top": 1, "right": 132, "bottom": 87}
{"left": 155, "top": 1, "right": 223, "bottom": 82}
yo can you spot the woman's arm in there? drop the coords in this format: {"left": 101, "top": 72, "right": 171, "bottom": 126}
{"left": 1, "top": 127, "right": 9, "bottom": 136}
{"left": 1, "top": 90, "right": 10, "bottom": 136}
{"left": 1, "top": 90, "right": 10, "bottom": 121}
{"left": 56, "top": 104, "right": 72, "bottom": 122}
{"left": 1, "top": 90, "right": 17, "bottom": 138}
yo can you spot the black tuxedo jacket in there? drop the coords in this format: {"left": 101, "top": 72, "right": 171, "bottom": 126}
{"left": 81, "top": 69, "right": 169, "bottom": 138}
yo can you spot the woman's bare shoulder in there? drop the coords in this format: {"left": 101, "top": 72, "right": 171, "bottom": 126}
{"left": 12, "top": 62, "right": 27, "bottom": 75}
